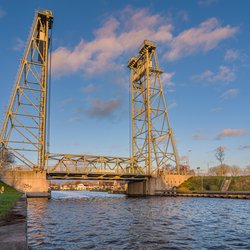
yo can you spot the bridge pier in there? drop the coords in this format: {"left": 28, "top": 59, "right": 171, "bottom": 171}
{"left": 0, "top": 170, "right": 50, "bottom": 198}
{"left": 127, "top": 174, "right": 192, "bottom": 196}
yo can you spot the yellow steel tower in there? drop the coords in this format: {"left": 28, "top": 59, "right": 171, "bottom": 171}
{"left": 0, "top": 10, "right": 53, "bottom": 171}
{"left": 128, "top": 40, "right": 179, "bottom": 175}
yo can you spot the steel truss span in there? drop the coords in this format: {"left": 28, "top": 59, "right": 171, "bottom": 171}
{"left": 0, "top": 10, "right": 179, "bottom": 179}
{"left": 46, "top": 153, "right": 149, "bottom": 180}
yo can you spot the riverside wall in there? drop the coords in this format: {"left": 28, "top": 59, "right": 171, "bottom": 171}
{"left": 127, "top": 174, "right": 192, "bottom": 196}
{"left": 0, "top": 170, "right": 50, "bottom": 198}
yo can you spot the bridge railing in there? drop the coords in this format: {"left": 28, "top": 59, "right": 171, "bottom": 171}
{"left": 46, "top": 153, "right": 145, "bottom": 175}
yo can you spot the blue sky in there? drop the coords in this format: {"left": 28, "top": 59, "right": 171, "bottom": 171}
{"left": 0, "top": 0, "right": 249, "bottom": 170}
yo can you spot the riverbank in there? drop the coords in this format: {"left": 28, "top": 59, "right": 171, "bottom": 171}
{"left": 177, "top": 175, "right": 250, "bottom": 193}
{"left": 0, "top": 181, "right": 22, "bottom": 219}
{"left": 0, "top": 195, "right": 27, "bottom": 249}
{"left": 0, "top": 181, "right": 27, "bottom": 249}
{"left": 163, "top": 191, "right": 250, "bottom": 199}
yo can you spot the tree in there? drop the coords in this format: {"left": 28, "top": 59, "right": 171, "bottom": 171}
{"left": 0, "top": 148, "right": 15, "bottom": 168}
{"left": 229, "top": 165, "right": 241, "bottom": 176}
{"left": 208, "top": 164, "right": 230, "bottom": 176}
{"left": 244, "top": 165, "right": 250, "bottom": 175}
{"left": 215, "top": 146, "right": 225, "bottom": 166}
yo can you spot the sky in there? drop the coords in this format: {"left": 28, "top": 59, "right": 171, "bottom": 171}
{"left": 0, "top": 0, "right": 249, "bottom": 170}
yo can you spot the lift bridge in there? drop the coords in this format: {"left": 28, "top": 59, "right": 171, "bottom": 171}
{"left": 0, "top": 10, "right": 179, "bottom": 182}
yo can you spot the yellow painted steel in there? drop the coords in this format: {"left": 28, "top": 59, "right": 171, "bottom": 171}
{"left": 0, "top": 12, "right": 179, "bottom": 179}
{"left": 128, "top": 40, "right": 180, "bottom": 175}
{"left": 46, "top": 153, "right": 149, "bottom": 180}
{"left": 0, "top": 10, "right": 53, "bottom": 170}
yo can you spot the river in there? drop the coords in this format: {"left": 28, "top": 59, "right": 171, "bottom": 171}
{"left": 27, "top": 191, "right": 250, "bottom": 249}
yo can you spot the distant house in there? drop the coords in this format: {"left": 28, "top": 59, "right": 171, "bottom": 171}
{"left": 61, "top": 185, "right": 70, "bottom": 190}
{"left": 77, "top": 183, "right": 86, "bottom": 191}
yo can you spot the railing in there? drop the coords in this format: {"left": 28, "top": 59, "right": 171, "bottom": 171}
{"left": 46, "top": 153, "right": 145, "bottom": 175}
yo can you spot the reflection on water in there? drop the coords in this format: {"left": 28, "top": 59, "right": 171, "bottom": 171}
{"left": 28, "top": 191, "right": 250, "bottom": 249}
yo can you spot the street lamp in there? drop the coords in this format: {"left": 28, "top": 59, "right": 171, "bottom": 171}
{"left": 187, "top": 150, "right": 192, "bottom": 168}
{"left": 196, "top": 167, "right": 200, "bottom": 176}
{"left": 197, "top": 167, "right": 203, "bottom": 192}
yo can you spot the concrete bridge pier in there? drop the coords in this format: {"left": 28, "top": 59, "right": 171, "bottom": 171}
{"left": 0, "top": 170, "right": 50, "bottom": 198}
{"left": 127, "top": 174, "right": 192, "bottom": 196}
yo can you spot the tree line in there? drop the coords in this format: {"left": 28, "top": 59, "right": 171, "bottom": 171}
{"left": 207, "top": 146, "right": 250, "bottom": 176}
{"left": 208, "top": 164, "right": 250, "bottom": 176}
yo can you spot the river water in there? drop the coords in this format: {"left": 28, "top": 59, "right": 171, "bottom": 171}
{"left": 27, "top": 191, "right": 250, "bottom": 249}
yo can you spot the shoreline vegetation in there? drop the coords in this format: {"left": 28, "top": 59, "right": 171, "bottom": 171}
{"left": 177, "top": 176, "right": 250, "bottom": 193}
{"left": 0, "top": 181, "right": 22, "bottom": 220}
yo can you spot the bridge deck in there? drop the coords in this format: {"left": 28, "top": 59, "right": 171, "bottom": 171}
{"left": 47, "top": 171, "right": 149, "bottom": 181}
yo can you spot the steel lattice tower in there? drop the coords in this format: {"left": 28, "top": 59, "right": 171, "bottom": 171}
{"left": 128, "top": 40, "right": 179, "bottom": 175}
{"left": 0, "top": 10, "right": 53, "bottom": 171}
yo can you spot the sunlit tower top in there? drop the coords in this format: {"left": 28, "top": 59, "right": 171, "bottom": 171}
{"left": 128, "top": 40, "right": 179, "bottom": 175}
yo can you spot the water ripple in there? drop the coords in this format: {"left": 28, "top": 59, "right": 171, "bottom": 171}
{"left": 27, "top": 191, "right": 250, "bottom": 249}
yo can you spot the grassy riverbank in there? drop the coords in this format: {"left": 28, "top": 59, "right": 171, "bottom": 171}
{"left": 0, "top": 181, "right": 22, "bottom": 219}
{"left": 177, "top": 176, "right": 250, "bottom": 192}
{"left": 229, "top": 176, "right": 250, "bottom": 191}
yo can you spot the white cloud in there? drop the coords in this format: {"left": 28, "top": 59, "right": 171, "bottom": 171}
{"left": 221, "top": 88, "right": 239, "bottom": 100}
{"left": 210, "top": 107, "right": 223, "bottom": 113}
{"left": 239, "top": 145, "right": 250, "bottom": 150}
{"left": 69, "top": 117, "right": 81, "bottom": 123}
{"left": 51, "top": 7, "right": 239, "bottom": 78}
{"left": 217, "top": 129, "right": 248, "bottom": 139}
{"left": 168, "top": 101, "right": 177, "bottom": 110}
{"left": 165, "top": 18, "right": 238, "bottom": 61}
{"left": 59, "top": 97, "right": 73, "bottom": 109}
{"left": 224, "top": 49, "right": 240, "bottom": 61}
{"left": 161, "top": 72, "right": 175, "bottom": 87}
{"left": 86, "top": 99, "right": 122, "bottom": 118}
{"left": 75, "top": 98, "right": 122, "bottom": 119}
{"left": 13, "top": 38, "right": 25, "bottom": 51}
{"left": 177, "top": 10, "right": 189, "bottom": 22}
{"left": 191, "top": 66, "right": 235, "bottom": 83}
{"left": 81, "top": 84, "right": 97, "bottom": 94}
{"left": 52, "top": 8, "right": 173, "bottom": 77}
{"left": 198, "top": 0, "right": 218, "bottom": 6}
{"left": 192, "top": 129, "right": 206, "bottom": 140}
{"left": 0, "top": 7, "right": 5, "bottom": 18}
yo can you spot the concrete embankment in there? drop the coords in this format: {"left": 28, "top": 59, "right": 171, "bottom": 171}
{"left": 177, "top": 192, "right": 250, "bottom": 199}
{"left": 0, "top": 195, "right": 27, "bottom": 250}
{"left": 1, "top": 170, "right": 50, "bottom": 198}
{"left": 161, "top": 191, "right": 250, "bottom": 199}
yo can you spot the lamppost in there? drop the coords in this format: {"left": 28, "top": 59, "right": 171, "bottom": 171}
{"left": 196, "top": 167, "right": 200, "bottom": 176}
{"left": 197, "top": 167, "right": 203, "bottom": 192}
{"left": 187, "top": 150, "right": 192, "bottom": 168}
{"left": 186, "top": 149, "right": 192, "bottom": 174}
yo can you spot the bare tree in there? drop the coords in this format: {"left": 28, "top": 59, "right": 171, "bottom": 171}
{"left": 0, "top": 148, "right": 15, "bottom": 168}
{"left": 244, "top": 165, "right": 250, "bottom": 175}
{"left": 208, "top": 164, "right": 230, "bottom": 176}
{"left": 220, "top": 164, "right": 230, "bottom": 176}
{"left": 208, "top": 166, "right": 220, "bottom": 176}
{"left": 230, "top": 165, "right": 241, "bottom": 176}
{"left": 215, "top": 146, "right": 225, "bottom": 166}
